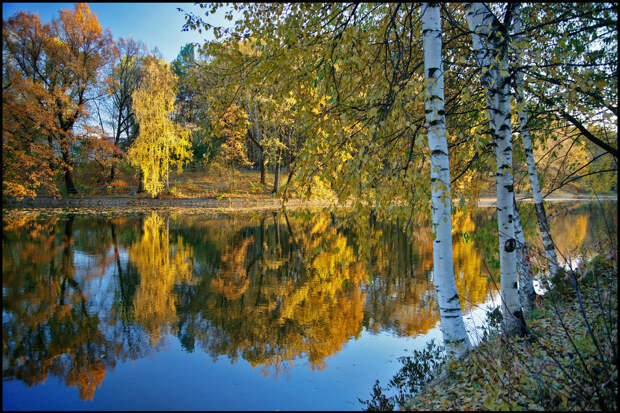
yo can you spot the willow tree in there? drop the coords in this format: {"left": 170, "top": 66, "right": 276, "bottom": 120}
{"left": 421, "top": 3, "right": 471, "bottom": 359}
{"left": 129, "top": 57, "right": 191, "bottom": 197}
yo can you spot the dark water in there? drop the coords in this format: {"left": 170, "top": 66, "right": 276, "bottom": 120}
{"left": 2, "top": 201, "right": 616, "bottom": 410}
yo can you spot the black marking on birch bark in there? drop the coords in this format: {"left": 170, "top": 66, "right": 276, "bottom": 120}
{"left": 505, "top": 238, "right": 516, "bottom": 252}
{"left": 428, "top": 67, "right": 439, "bottom": 78}
{"left": 425, "top": 109, "right": 432, "bottom": 114}
{"left": 513, "top": 310, "right": 524, "bottom": 321}
{"left": 504, "top": 184, "right": 514, "bottom": 192}
{"left": 445, "top": 338, "right": 466, "bottom": 344}
{"left": 438, "top": 110, "right": 445, "bottom": 116}
{"left": 513, "top": 282, "right": 518, "bottom": 288}
{"left": 447, "top": 293, "right": 459, "bottom": 303}
{"left": 443, "top": 315, "right": 460, "bottom": 319}
{"left": 430, "top": 177, "right": 438, "bottom": 183}
{"left": 512, "top": 309, "right": 527, "bottom": 335}
{"left": 500, "top": 76, "right": 511, "bottom": 89}
{"left": 432, "top": 149, "right": 447, "bottom": 157}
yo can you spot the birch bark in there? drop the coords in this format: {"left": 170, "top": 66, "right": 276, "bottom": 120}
{"left": 512, "top": 6, "right": 559, "bottom": 278}
{"left": 513, "top": 195, "right": 537, "bottom": 313}
{"left": 466, "top": 3, "right": 525, "bottom": 336}
{"left": 421, "top": 3, "right": 471, "bottom": 359}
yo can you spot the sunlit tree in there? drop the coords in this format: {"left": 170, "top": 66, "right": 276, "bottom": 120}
{"left": 2, "top": 4, "right": 114, "bottom": 197}
{"left": 129, "top": 57, "right": 192, "bottom": 197}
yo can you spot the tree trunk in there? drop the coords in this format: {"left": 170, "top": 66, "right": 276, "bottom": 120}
{"left": 244, "top": 96, "right": 266, "bottom": 186}
{"left": 282, "top": 163, "right": 296, "bottom": 201}
{"left": 259, "top": 152, "right": 266, "bottom": 185}
{"left": 61, "top": 148, "right": 78, "bottom": 194}
{"left": 251, "top": 100, "right": 267, "bottom": 186}
{"left": 513, "top": 196, "right": 536, "bottom": 314}
{"left": 512, "top": 7, "right": 559, "bottom": 278}
{"left": 64, "top": 168, "right": 77, "bottom": 195}
{"left": 273, "top": 148, "right": 280, "bottom": 194}
{"left": 467, "top": 2, "right": 524, "bottom": 336}
{"left": 137, "top": 169, "right": 145, "bottom": 193}
{"left": 421, "top": 3, "right": 471, "bottom": 359}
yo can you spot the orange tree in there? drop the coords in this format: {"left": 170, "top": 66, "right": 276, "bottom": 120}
{"left": 2, "top": 4, "right": 114, "bottom": 197}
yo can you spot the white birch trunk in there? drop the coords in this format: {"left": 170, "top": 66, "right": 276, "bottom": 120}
{"left": 513, "top": 195, "right": 536, "bottom": 313}
{"left": 466, "top": 3, "right": 524, "bottom": 336}
{"left": 512, "top": 6, "right": 559, "bottom": 278}
{"left": 421, "top": 3, "right": 471, "bottom": 359}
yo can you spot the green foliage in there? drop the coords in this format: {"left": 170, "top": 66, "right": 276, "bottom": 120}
{"left": 172, "top": 43, "right": 195, "bottom": 77}
{"left": 582, "top": 253, "right": 616, "bottom": 285}
{"left": 525, "top": 307, "right": 544, "bottom": 322}
{"left": 544, "top": 267, "right": 575, "bottom": 300}
{"left": 485, "top": 306, "right": 503, "bottom": 330}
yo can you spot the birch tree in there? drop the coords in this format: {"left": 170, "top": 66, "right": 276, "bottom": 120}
{"left": 466, "top": 3, "right": 525, "bottom": 336}
{"left": 512, "top": 6, "right": 559, "bottom": 278}
{"left": 513, "top": 196, "right": 536, "bottom": 314}
{"left": 421, "top": 3, "right": 471, "bottom": 359}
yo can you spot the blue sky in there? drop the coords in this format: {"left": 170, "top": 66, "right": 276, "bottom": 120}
{"left": 2, "top": 3, "right": 231, "bottom": 62}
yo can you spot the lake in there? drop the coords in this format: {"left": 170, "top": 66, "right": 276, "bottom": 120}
{"left": 2, "top": 201, "right": 616, "bottom": 410}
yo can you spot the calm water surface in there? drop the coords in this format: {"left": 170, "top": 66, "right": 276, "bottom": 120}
{"left": 2, "top": 201, "right": 616, "bottom": 410}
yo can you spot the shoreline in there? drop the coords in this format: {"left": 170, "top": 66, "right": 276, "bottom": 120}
{"left": 403, "top": 254, "right": 617, "bottom": 411}
{"left": 2, "top": 193, "right": 616, "bottom": 212}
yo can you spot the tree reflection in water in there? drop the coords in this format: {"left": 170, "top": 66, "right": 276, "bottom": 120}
{"left": 3, "top": 202, "right": 611, "bottom": 400}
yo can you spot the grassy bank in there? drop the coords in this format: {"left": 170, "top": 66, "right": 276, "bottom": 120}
{"left": 52, "top": 162, "right": 616, "bottom": 201}
{"left": 64, "top": 164, "right": 297, "bottom": 199}
{"left": 362, "top": 253, "right": 618, "bottom": 411}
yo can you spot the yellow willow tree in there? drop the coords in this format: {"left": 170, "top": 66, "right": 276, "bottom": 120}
{"left": 129, "top": 57, "right": 191, "bottom": 197}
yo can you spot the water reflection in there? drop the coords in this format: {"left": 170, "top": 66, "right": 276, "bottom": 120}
{"left": 2, "top": 201, "right": 615, "bottom": 403}
{"left": 131, "top": 213, "right": 194, "bottom": 347}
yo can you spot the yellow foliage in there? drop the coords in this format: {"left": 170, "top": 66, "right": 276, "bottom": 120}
{"left": 130, "top": 213, "right": 194, "bottom": 347}
{"left": 129, "top": 58, "right": 192, "bottom": 197}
